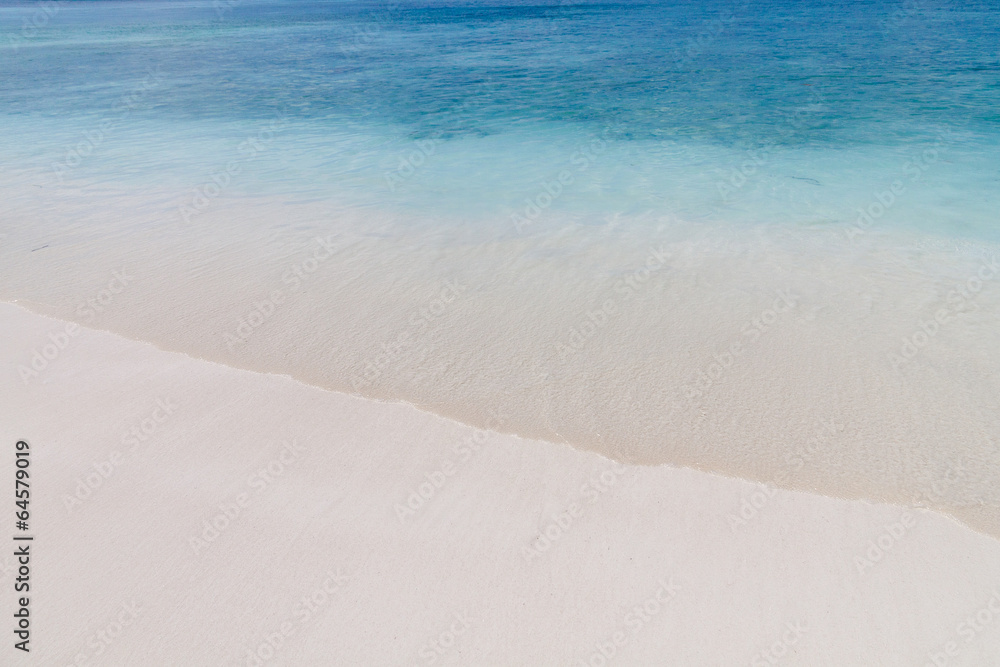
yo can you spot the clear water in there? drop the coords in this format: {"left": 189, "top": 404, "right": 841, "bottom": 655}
{"left": 3, "top": 0, "right": 1000, "bottom": 235}
{"left": 3, "top": 1, "right": 1000, "bottom": 537}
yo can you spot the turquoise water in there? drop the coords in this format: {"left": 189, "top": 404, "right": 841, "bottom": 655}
{"left": 2, "top": 0, "right": 999, "bottom": 237}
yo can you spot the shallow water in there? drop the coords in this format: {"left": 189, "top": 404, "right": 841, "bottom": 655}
{"left": 2, "top": 0, "right": 1000, "bottom": 536}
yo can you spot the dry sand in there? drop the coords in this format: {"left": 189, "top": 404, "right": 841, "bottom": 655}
{"left": 3, "top": 301, "right": 1000, "bottom": 666}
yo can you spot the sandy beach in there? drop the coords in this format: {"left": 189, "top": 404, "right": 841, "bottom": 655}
{"left": 4, "top": 301, "right": 1000, "bottom": 665}
{"left": 4, "top": 1, "right": 1000, "bottom": 663}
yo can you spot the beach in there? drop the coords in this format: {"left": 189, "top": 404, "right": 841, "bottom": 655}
{"left": 3, "top": 0, "right": 1000, "bottom": 663}
{"left": 4, "top": 300, "right": 1000, "bottom": 665}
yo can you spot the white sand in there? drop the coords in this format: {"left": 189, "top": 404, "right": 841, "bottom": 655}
{"left": 5, "top": 203, "right": 1000, "bottom": 539}
{"left": 3, "top": 300, "right": 1000, "bottom": 665}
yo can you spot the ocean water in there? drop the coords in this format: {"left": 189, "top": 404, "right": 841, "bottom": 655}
{"left": 3, "top": 0, "right": 1000, "bottom": 535}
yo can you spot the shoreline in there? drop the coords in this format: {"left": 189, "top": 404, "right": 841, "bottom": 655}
{"left": 5, "top": 210, "right": 1000, "bottom": 540}
{"left": 4, "top": 300, "right": 1000, "bottom": 664}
